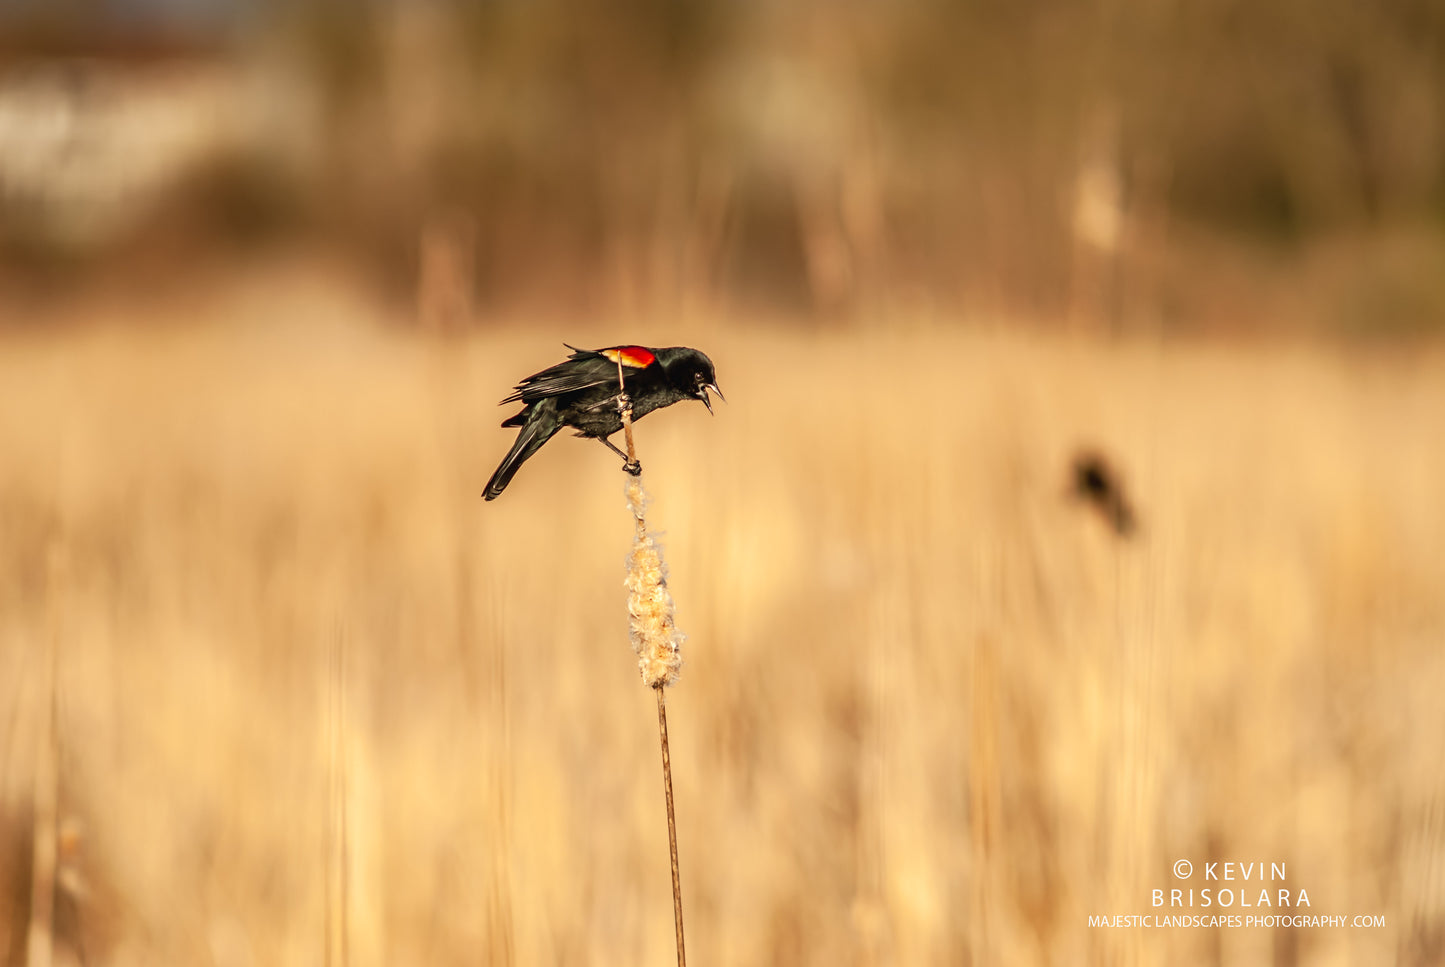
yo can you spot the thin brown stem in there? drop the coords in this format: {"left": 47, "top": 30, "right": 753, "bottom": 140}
{"left": 655, "top": 686, "right": 686, "bottom": 967}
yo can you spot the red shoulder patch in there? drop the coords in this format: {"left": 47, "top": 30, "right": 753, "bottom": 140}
{"left": 601, "top": 346, "right": 657, "bottom": 368}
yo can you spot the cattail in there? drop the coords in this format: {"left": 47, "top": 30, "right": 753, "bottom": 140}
{"left": 624, "top": 477, "right": 684, "bottom": 687}
{"left": 615, "top": 370, "right": 687, "bottom": 967}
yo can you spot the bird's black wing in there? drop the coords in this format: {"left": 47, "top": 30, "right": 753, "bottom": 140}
{"left": 499, "top": 345, "right": 656, "bottom": 405}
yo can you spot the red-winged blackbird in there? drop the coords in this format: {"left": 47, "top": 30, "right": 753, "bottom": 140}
{"left": 1070, "top": 449, "right": 1138, "bottom": 537}
{"left": 483, "top": 344, "right": 723, "bottom": 500}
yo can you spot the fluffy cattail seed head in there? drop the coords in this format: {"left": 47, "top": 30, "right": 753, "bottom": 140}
{"left": 624, "top": 477, "right": 684, "bottom": 687}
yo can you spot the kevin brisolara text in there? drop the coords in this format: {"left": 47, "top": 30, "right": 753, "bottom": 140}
{"left": 1088, "top": 914, "right": 1355, "bottom": 928}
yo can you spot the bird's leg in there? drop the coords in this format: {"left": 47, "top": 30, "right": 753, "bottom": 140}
{"left": 612, "top": 389, "right": 641, "bottom": 475}
{"left": 598, "top": 435, "right": 642, "bottom": 475}
{"left": 598, "top": 435, "right": 629, "bottom": 461}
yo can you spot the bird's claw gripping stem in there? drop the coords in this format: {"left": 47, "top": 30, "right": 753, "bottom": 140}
{"left": 624, "top": 459, "right": 642, "bottom": 476}
{"left": 616, "top": 392, "right": 633, "bottom": 415}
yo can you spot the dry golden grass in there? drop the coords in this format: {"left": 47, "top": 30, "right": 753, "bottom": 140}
{"left": 2, "top": 277, "right": 1444, "bottom": 966}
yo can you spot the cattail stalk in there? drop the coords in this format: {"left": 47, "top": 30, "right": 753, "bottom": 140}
{"left": 617, "top": 370, "right": 687, "bottom": 967}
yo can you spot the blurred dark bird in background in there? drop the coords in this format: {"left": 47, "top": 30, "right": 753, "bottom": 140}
{"left": 1070, "top": 449, "right": 1138, "bottom": 537}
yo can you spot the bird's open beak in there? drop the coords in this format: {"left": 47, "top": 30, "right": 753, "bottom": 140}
{"left": 700, "top": 383, "right": 724, "bottom": 415}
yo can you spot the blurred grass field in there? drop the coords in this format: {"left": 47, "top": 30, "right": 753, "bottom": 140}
{"left": 2, "top": 273, "right": 1445, "bottom": 966}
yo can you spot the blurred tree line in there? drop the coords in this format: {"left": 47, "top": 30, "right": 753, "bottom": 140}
{"left": 3, "top": 0, "right": 1444, "bottom": 331}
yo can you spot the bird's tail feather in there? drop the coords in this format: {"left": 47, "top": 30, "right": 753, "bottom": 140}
{"left": 484, "top": 401, "right": 561, "bottom": 500}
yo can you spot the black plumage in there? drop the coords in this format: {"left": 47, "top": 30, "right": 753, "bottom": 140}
{"left": 1070, "top": 450, "right": 1138, "bottom": 537}
{"left": 484, "top": 345, "right": 722, "bottom": 500}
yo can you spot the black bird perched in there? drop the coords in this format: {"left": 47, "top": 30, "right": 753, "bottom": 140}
{"left": 483, "top": 344, "right": 723, "bottom": 500}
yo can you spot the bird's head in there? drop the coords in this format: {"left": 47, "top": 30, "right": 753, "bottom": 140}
{"left": 659, "top": 347, "right": 724, "bottom": 414}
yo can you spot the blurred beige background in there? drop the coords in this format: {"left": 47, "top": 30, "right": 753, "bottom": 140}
{"left": 2, "top": 2, "right": 1444, "bottom": 966}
